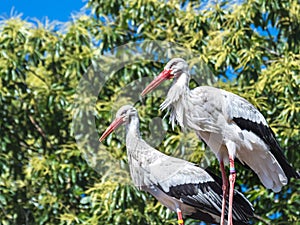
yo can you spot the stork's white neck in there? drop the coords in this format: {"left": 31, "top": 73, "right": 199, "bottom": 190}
{"left": 174, "top": 72, "right": 190, "bottom": 89}
{"left": 169, "top": 72, "right": 190, "bottom": 100}
{"left": 126, "top": 115, "right": 141, "bottom": 139}
{"left": 125, "top": 115, "right": 143, "bottom": 168}
{"left": 160, "top": 72, "right": 190, "bottom": 128}
{"left": 161, "top": 73, "right": 189, "bottom": 106}
{"left": 124, "top": 114, "right": 157, "bottom": 189}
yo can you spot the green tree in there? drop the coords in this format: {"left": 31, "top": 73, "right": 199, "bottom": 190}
{"left": 0, "top": 0, "right": 299, "bottom": 224}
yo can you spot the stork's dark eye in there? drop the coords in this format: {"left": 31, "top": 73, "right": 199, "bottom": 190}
{"left": 120, "top": 111, "right": 127, "bottom": 116}
{"left": 170, "top": 62, "right": 177, "bottom": 68}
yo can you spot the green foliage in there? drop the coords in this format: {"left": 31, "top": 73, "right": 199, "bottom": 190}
{"left": 0, "top": 0, "right": 299, "bottom": 224}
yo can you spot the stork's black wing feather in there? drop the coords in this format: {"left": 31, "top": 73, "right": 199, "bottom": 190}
{"left": 187, "top": 210, "right": 220, "bottom": 224}
{"left": 233, "top": 118, "right": 299, "bottom": 180}
{"left": 205, "top": 169, "right": 254, "bottom": 218}
{"left": 165, "top": 181, "right": 253, "bottom": 224}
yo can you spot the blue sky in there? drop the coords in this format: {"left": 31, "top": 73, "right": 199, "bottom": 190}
{"left": 0, "top": 0, "right": 86, "bottom": 22}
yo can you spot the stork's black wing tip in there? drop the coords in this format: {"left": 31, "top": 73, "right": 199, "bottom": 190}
{"left": 233, "top": 189, "right": 254, "bottom": 217}
{"left": 233, "top": 117, "right": 298, "bottom": 182}
{"left": 188, "top": 210, "right": 219, "bottom": 224}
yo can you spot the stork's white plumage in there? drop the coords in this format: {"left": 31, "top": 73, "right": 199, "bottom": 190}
{"left": 99, "top": 105, "right": 254, "bottom": 225}
{"left": 141, "top": 58, "right": 299, "bottom": 225}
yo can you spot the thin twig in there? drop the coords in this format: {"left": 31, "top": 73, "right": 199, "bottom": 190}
{"left": 28, "top": 115, "right": 47, "bottom": 139}
{"left": 266, "top": 28, "right": 278, "bottom": 52}
{"left": 258, "top": 46, "right": 281, "bottom": 57}
{"left": 28, "top": 115, "right": 52, "bottom": 149}
{"left": 253, "top": 213, "right": 272, "bottom": 225}
{"left": 27, "top": 68, "right": 48, "bottom": 85}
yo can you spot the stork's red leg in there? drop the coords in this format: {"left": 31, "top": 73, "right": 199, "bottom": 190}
{"left": 220, "top": 161, "right": 228, "bottom": 225}
{"left": 176, "top": 208, "right": 184, "bottom": 225}
{"left": 228, "top": 156, "right": 236, "bottom": 225}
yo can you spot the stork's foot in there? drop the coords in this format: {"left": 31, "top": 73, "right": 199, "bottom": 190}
{"left": 176, "top": 208, "right": 184, "bottom": 225}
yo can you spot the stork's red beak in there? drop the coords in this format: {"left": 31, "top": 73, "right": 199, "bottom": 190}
{"left": 141, "top": 69, "right": 172, "bottom": 96}
{"left": 99, "top": 116, "right": 125, "bottom": 142}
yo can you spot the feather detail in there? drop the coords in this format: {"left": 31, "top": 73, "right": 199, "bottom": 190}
{"left": 222, "top": 90, "right": 268, "bottom": 126}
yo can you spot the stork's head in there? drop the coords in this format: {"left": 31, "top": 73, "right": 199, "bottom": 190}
{"left": 99, "top": 105, "right": 137, "bottom": 142}
{"left": 141, "top": 58, "right": 188, "bottom": 96}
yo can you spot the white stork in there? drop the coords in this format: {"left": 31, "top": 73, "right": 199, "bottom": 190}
{"left": 99, "top": 105, "right": 254, "bottom": 225}
{"left": 141, "top": 58, "right": 299, "bottom": 225}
